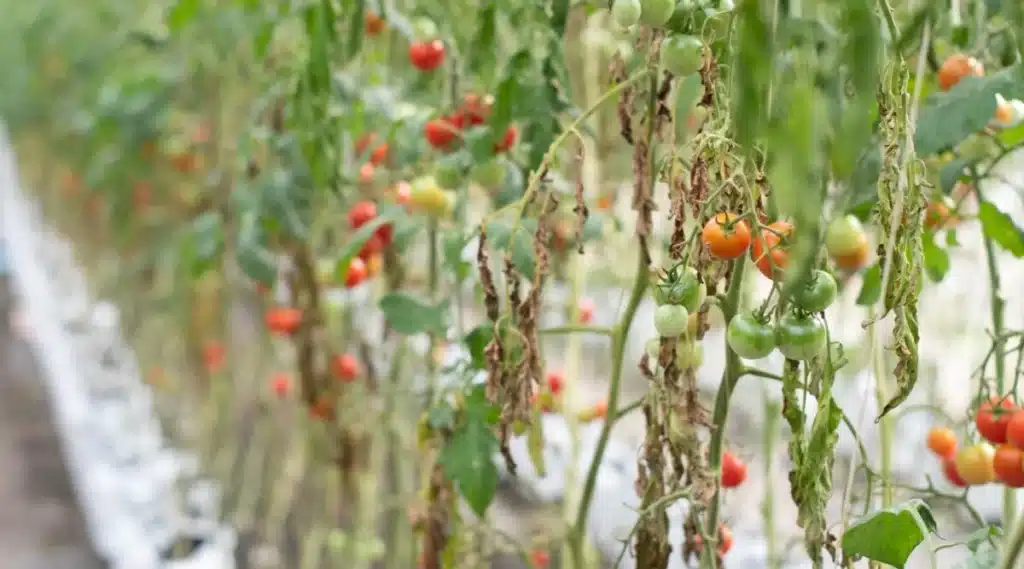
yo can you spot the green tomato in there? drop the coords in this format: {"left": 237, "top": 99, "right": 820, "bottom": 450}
{"left": 654, "top": 304, "right": 689, "bottom": 337}
{"left": 645, "top": 337, "right": 661, "bottom": 360}
{"left": 661, "top": 35, "right": 704, "bottom": 76}
{"left": 790, "top": 270, "right": 838, "bottom": 313}
{"left": 676, "top": 338, "right": 704, "bottom": 368}
{"left": 612, "top": 0, "right": 642, "bottom": 28}
{"left": 825, "top": 215, "right": 866, "bottom": 257}
{"left": 652, "top": 267, "right": 702, "bottom": 310}
{"left": 958, "top": 133, "right": 995, "bottom": 162}
{"left": 775, "top": 312, "right": 826, "bottom": 361}
{"left": 434, "top": 158, "right": 464, "bottom": 189}
{"left": 470, "top": 159, "right": 506, "bottom": 188}
{"left": 641, "top": 0, "right": 677, "bottom": 26}
{"left": 726, "top": 312, "right": 776, "bottom": 359}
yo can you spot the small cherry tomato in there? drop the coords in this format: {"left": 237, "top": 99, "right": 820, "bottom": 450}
{"left": 546, "top": 370, "right": 565, "bottom": 395}
{"left": 662, "top": 35, "right": 705, "bottom": 77}
{"left": 955, "top": 443, "right": 996, "bottom": 485}
{"left": 409, "top": 176, "right": 454, "bottom": 218}
{"left": 994, "top": 98, "right": 1016, "bottom": 127}
{"left": 529, "top": 548, "right": 550, "bottom": 569}
{"left": 355, "top": 133, "right": 376, "bottom": 156}
{"left": 774, "top": 312, "right": 826, "bottom": 361}
{"left": 721, "top": 450, "right": 747, "bottom": 488}
{"left": 825, "top": 215, "right": 866, "bottom": 257}
{"left": 943, "top": 457, "right": 967, "bottom": 487}
{"left": 726, "top": 311, "right": 776, "bottom": 359}
{"left": 424, "top": 118, "right": 459, "bottom": 149}
{"left": 926, "top": 426, "right": 958, "bottom": 459}
{"left": 471, "top": 159, "right": 506, "bottom": 187}
{"left": 271, "top": 373, "right": 291, "bottom": 397}
{"left": 597, "top": 195, "right": 613, "bottom": 210}
{"left": 332, "top": 353, "right": 362, "bottom": 382}
{"left": 1005, "top": 410, "right": 1024, "bottom": 448}
{"left": 358, "top": 233, "right": 385, "bottom": 261}
{"left": 366, "top": 253, "right": 383, "bottom": 277}
{"left": 717, "top": 524, "right": 733, "bottom": 555}
{"left": 640, "top": 0, "right": 676, "bottom": 26}
{"left": 494, "top": 125, "right": 518, "bottom": 153}
{"left": 789, "top": 270, "right": 838, "bottom": 313}
{"left": 364, "top": 12, "right": 385, "bottom": 35}
{"left": 833, "top": 238, "right": 870, "bottom": 272}
{"left": 434, "top": 157, "right": 464, "bottom": 189}
{"left": 701, "top": 212, "right": 752, "bottom": 259}
{"left": 347, "top": 200, "right": 377, "bottom": 228}
{"left": 924, "top": 196, "right": 958, "bottom": 230}
{"left": 577, "top": 297, "right": 595, "bottom": 323}
{"left": 611, "top": 0, "right": 642, "bottom": 28}
{"left": 408, "top": 39, "right": 445, "bottom": 71}
{"left": 203, "top": 341, "right": 225, "bottom": 374}
{"left": 938, "top": 53, "right": 984, "bottom": 91}
{"left": 750, "top": 221, "right": 793, "bottom": 280}
{"left": 369, "top": 143, "right": 389, "bottom": 165}
{"left": 394, "top": 181, "right": 412, "bottom": 206}
{"left": 460, "top": 93, "right": 493, "bottom": 125}
{"left": 654, "top": 304, "right": 690, "bottom": 338}
{"left": 994, "top": 444, "right": 1024, "bottom": 487}
{"left": 358, "top": 162, "right": 375, "bottom": 185}
{"left": 676, "top": 338, "right": 704, "bottom": 369}
{"left": 344, "top": 257, "right": 368, "bottom": 288}
{"left": 265, "top": 306, "right": 302, "bottom": 335}
{"left": 977, "top": 396, "right": 1017, "bottom": 444}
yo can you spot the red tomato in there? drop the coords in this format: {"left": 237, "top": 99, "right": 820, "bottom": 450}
{"left": 345, "top": 257, "right": 368, "bottom": 288}
{"left": 943, "top": 457, "right": 967, "bottom": 487}
{"left": 332, "top": 353, "right": 362, "bottom": 382}
{"left": 578, "top": 297, "right": 595, "bottom": 323}
{"left": 461, "top": 93, "right": 493, "bottom": 125}
{"left": 977, "top": 396, "right": 1017, "bottom": 444}
{"left": 926, "top": 426, "right": 958, "bottom": 459}
{"left": 203, "top": 341, "right": 225, "bottom": 374}
{"left": 546, "top": 370, "right": 565, "bottom": 395}
{"left": 718, "top": 525, "right": 733, "bottom": 555}
{"left": 358, "top": 162, "right": 375, "bottom": 185}
{"left": 355, "top": 133, "right": 376, "bottom": 156}
{"left": 265, "top": 306, "right": 302, "bottom": 335}
{"left": 994, "top": 445, "right": 1024, "bottom": 487}
{"left": 369, "top": 143, "right": 388, "bottom": 165}
{"left": 529, "top": 549, "right": 550, "bottom": 569}
{"left": 271, "top": 373, "right": 291, "bottom": 397}
{"left": 750, "top": 221, "right": 793, "bottom": 279}
{"left": 348, "top": 200, "right": 377, "bottom": 228}
{"left": 424, "top": 118, "right": 459, "bottom": 149}
{"left": 358, "top": 233, "right": 385, "bottom": 260}
{"left": 1006, "top": 411, "right": 1024, "bottom": 449}
{"left": 720, "top": 450, "right": 747, "bottom": 488}
{"left": 494, "top": 125, "right": 518, "bottom": 152}
{"left": 408, "top": 39, "right": 445, "bottom": 71}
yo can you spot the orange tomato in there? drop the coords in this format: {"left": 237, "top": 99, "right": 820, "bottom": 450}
{"left": 701, "top": 212, "right": 752, "bottom": 259}
{"left": 938, "top": 53, "right": 984, "bottom": 91}
{"left": 271, "top": 373, "right": 291, "bottom": 397}
{"left": 955, "top": 443, "right": 996, "bottom": 485}
{"left": 750, "top": 221, "right": 793, "bottom": 279}
{"left": 369, "top": 143, "right": 389, "bottom": 165}
{"left": 833, "top": 239, "right": 870, "bottom": 272}
{"left": 995, "top": 100, "right": 1015, "bottom": 125}
{"left": 359, "top": 162, "right": 375, "bottom": 185}
{"left": 366, "top": 253, "right": 383, "bottom": 277}
{"left": 994, "top": 445, "right": 1024, "bottom": 487}
{"left": 364, "top": 12, "right": 385, "bottom": 35}
{"left": 203, "top": 341, "right": 225, "bottom": 374}
{"left": 597, "top": 195, "right": 613, "bottom": 210}
{"left": 926, "top": 426, "right": 958, "bottom": 460}
{"left": 924, "top": 197, "right": 958, "bottom": 230}
{"left": 331, "top": 353, "right": 362, "bottom": 382}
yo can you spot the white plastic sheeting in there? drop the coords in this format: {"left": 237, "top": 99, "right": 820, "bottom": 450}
{"left": 0, "top": 130, "right": 236, "bottom": 569}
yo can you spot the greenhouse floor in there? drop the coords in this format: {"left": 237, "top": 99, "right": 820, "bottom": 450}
{"left": 0, "top": 278, "right": 105, "bottom": 569}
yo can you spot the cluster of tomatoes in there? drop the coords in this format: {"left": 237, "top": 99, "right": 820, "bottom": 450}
{"left": 423, "top": 92, "right": 518, "bottom": 155}
{"left": 611, "top": 0, "right": 707, "bottom": 78}
{"left": 927, "top": 396, "right": 1024, "bottom": 487}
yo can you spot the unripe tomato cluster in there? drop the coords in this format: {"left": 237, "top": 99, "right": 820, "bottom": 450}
{"left": 928, "top": 396, "right": 1024, "bottom": 487}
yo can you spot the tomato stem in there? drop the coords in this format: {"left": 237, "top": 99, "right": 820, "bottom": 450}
{"left": 700, "top": 255, "right": 747, "bottom": 569}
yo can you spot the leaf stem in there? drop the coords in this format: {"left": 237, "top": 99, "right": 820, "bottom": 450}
{"left": 538, "top": 324, "right": 614, "bottom": 336}
{"left": 700, "top": 256, "right": 748, "bottom": 569}
{"left": 570, "top": 245, "right": 650, "bottom": 567}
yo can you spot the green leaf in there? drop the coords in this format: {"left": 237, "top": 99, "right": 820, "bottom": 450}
{"left": 378, "top": 292, "right": 448, "bottom": 335}
{"left": 978, "top": 201, "right": 1024, "bottom": 257}
{"left": 346, "top": 0, "right": 365, "bottom": 59}
{"left": 443, "top": 230, "right": 472, "bottom": 281}
{"left": 484, "top": 217, "right": 536, "bottom": 279}
{"left": 464, "top": 325, "right": 494, "bottom": 370}
{"left": 965, "top": 525, "right": 1002, "bottom": 553}
{"left": 955, "top": 540, "right": 1000, "bottom": 569}
{"left": 468, "top": 3, "right": 496, "bottom": 74}
{"left": 922, "top": 233, "right": 950, "bottom": 282}
{"left": 915, "top": 66, "right": 1024, "bottom": 156}
{"left": 427, "top": 402, "right": 456, "bottom": 430}
{"left": 237, "top": 212, "right": 277, "bottom": 285}
{"left": 842, "top": 499, "right": 938, "bottom": 568}
{"left": 167, "top": 0, "right": 200, "bottom": 30}
{"left": 673, "top": 74, "right": 704, "bottom": 141}
{"left": 181, "top": 211, "right": 223, "bottom": 277}
{"left": 939, "top": 156, "right": 972, "bottom": 194}
{"left": 440, "top": 417, "right": 499, "bottom": 517}
{"left": 855, "top": 264, "right": 882, "bottom": 305}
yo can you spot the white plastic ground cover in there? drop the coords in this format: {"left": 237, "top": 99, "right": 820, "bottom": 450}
{"left": 0, "top": 129, "right": 236, "bottom": 569}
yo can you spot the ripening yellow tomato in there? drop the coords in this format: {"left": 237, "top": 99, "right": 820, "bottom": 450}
{"left": 409, "top": 176, "right": 454, "bottom": 218}
{"left": 955, "top": 443, "right": 996, "bottom": 485}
